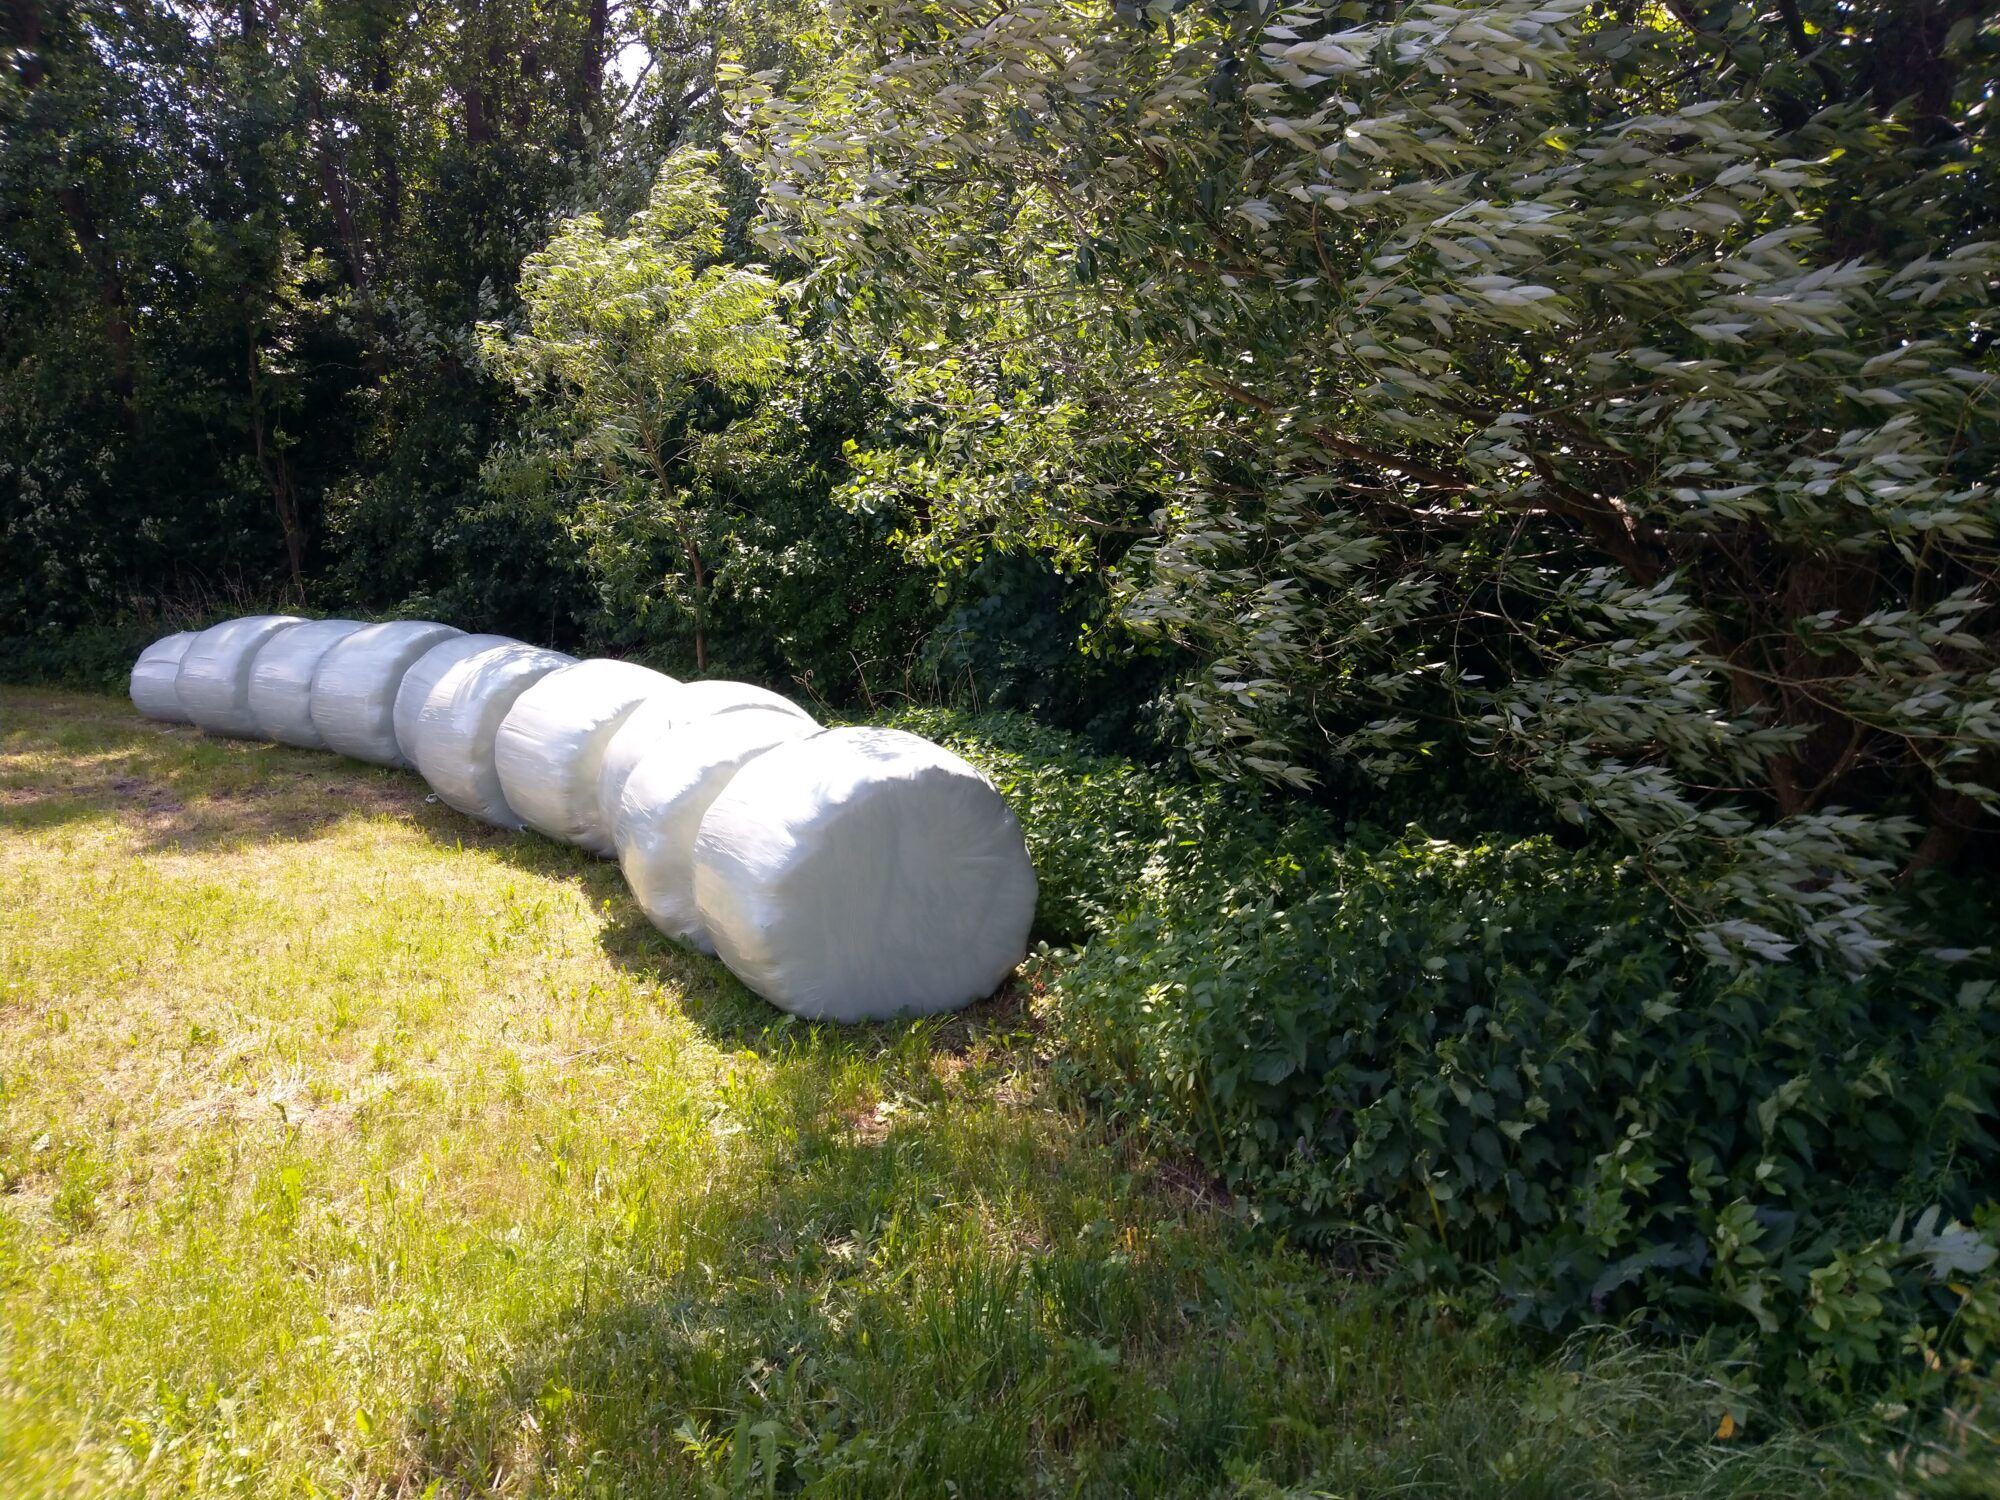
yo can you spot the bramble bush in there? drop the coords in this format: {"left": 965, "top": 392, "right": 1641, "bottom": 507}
{"left": 900, "top": 708, "right": 2000, "bottom": 1414}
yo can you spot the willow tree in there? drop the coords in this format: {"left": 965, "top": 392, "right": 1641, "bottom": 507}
{"left": 481, "top": 149, "right": 791, "bottom": 670}
{"left": 735, "top": 0, "right": 1999, "bottom": 965}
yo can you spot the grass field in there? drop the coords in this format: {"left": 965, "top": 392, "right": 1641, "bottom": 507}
{"left": 0, "top": 687, "right": 1902, "bottom": 1497}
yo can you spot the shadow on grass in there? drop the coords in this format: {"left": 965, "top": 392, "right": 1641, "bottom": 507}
{"left": 394, "top": 1053, "right": 1244, "bottom": 1500}
{"left": 596, "top": 893, "right": 1038, "bottom": 1067}
{"left": 0, "top": 707, "right": 434, "bottom": 853}
{"left": 382, "top": 1043, "right": 1828, "bottom": 1500}
{"left": 415, "top": 802, "right": 1036, "bottom": 1065}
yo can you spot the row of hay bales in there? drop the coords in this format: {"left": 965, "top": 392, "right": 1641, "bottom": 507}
{"left": 131, "top": 617, "right": 1037, "bottom": 1022}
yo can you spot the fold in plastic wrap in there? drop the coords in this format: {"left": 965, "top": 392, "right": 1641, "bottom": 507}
{"left": 412, "top": 643, "right": 576, "bottom": 828}
{"left": 493, "top": 659, "right": 680, "bottom": 856}
{"left": 596, "top": 679, "right": 817, "bottom": 843}
{"left": 391, "top": 633, "right": 519, "bottom": 767}
{"left": 692, "top": 727, "right": 1036, "bottom": 1021}
{"left": 673, "top": 679, "right": 816, "bottom": 724}
{"left": 247, "top": 619, "right": 365, "bottom": 747}
{"left": 130, "top": 631, "right": 197, "bottom": 722}
{"left": 309, "top": 621, "right": 463, "bottom": 766}
{"left": 614, "top": 708, "right": 819, "bottom": 952}
{"left": 176, "top": 616, "right": 307, "bottom": 737}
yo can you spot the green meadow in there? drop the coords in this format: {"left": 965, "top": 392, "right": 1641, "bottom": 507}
{"left": 0, "top": 689, "right": 1911, "bottom": 1497}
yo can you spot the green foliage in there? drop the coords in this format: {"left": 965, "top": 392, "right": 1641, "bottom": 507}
{"left": 898, "top": 707, "right": 2000, "bottom": 1413}
{"left": 1054, "top": 838, "right": 2000, "bottom": 1404}
{"left": 481, "top": 148, "right": 792, "bottom": 673}
{"left": 0, "top": 590, "right": 297, "bottom": 692}
{"left": 888, "top": 704, "right": 1553, "bottom": 943}
{"left": 0, "top": 0, "right": 730, "bottom": 633}
{"left": 667, "top": 347, "right": 948, "bottom": 701}
{"left": 740, "top": 0, "right": 2000, "bottom": 963}
{"left": 0, "top": 618, "right": 165, "bottom": 694}
{"left": 879, "top": 706, "right": 1301, "bottom": 945}
{"left": 1, "top": 687, "right": 1886, "bottom": 1499}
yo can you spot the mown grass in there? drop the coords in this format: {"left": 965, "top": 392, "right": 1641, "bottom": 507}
{"left": 0, "top": 687, "right": 1904, "bottom": 1497}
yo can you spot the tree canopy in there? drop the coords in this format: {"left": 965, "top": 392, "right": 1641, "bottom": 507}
{"left": 482, "top": 148, "right": 791, "bottom": 670}
{"left": 735, "top": 0, "right": 2000, "bottom": 963}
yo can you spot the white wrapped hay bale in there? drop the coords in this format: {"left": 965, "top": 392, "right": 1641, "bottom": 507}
{"left": 392, "top": 633, "right": 518, "bottom": 767}
{"left": 693, "top": 727, "right": 1037, "bottom": 1022}
{"left": 175, "top": 615, "right": 307, "bottom": 737}
{"left": 309, "top": 621, "right": 463, "bottom": 766}
{"left": 673, "top": 679, "right": 816, "bottom": 725}
{"left": 595, "top": 680, "right": 816, "bottom": 843}
{"left": 129, "top": 631, "right": 197, "bottom": 723}
{"left": 614, "top": 708, "right": 820, "bottom": 953}
{"left": 493, "top": 659, "right": 679, "bottom": 855}
{"left": 247, "top": 619, "right": 365, "bottom": 748}
{"left": 412, "top": 643, "right": 575, "bottom": 828}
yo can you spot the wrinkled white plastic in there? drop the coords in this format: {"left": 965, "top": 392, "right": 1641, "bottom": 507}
{"left": 595, "top": 680, "right": 817, "bottom": 844}
{"left": 692, "top": 727, "right": 1037, "bottom": 1021}
{"left": 309, "top": 621, "right": 463, "bottom": 766}
{"left": 392, "top": 633, "right": 519, "bottom": 768}
{"left": 494, "top": 659, "right": 679, "bottom": 855}
{"left": 674, "top": 679, "right": 817, "bottom": 725}
{"left": 614, "top": 709, "right": 820, "bottom": 952}
{"left": 176, "top": 615, "right": 307, "bottom": 737}
{"left": 412, "top": 643, "right": 575, "bottom": 828}
{"left": 247, "top": 619, "right": 365, "bottom": 747}
{"left": 130, "top": 632, "right": 197, "bottom": 722}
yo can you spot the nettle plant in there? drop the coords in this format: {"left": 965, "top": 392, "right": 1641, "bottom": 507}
{"left": 733, "top": 0, "right": 2000, "bottom": 964}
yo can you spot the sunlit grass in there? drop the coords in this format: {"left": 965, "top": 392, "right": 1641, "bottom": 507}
{"left": 0, "top": 688, "right": 1883, "bottom": 1497}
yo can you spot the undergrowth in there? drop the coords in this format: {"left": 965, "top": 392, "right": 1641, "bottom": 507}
{"left": 894, "top": 706, "right": 2000, "bottom": 1449}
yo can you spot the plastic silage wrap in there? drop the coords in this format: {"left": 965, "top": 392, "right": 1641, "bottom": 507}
{"left": 493, "top": 659, "right": 679, "bottom": 855}
{"left": 392, "top": 633, "right": 518, "bottom": 767}
{"left": 413, "top": 643, "right": 575, "bottom": 828}
{"left": 130, "top": 632, "right": 197, "bottom": 722}
{"left": 310, "top": 621, "right": 462, "bottom": 766}
{"left": 614, "top": 708, "right": 819, "bottom": 953}
{"left": 673, "top": 679, "right": 816, "bottom": 725}
{"left": 176, "top": 616, "right": 307, "bottom": 736}
{"left": 247, "top": 619, "right": 365, "bottom": 747}
{"left": 692, "top": 727, "right": 1037, "bottom": 1021}
{"left": 596, "top": 680, "right": 817, "bottom": 842}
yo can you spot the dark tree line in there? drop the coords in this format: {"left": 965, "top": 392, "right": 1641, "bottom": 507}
{"left": 1, "top": 0, "right": 719, "bottom": 630}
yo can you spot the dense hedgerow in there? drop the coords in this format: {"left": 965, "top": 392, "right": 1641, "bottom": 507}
{"left": 894, "top": 708, "right": 2000, "bottom": 1412}
{"left": 0, "top": 619, "right": 164, "bottom": 693}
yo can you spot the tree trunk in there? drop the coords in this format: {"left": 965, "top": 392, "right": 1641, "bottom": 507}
{"left": 7, "top": 0, "right": 47, "bottom": 88}
{"left": 55, "top": 184, "right": 141, "bottom": 436}
{"left": 572, "top": 0, "right": 609, "bottom": 143}
{"left": 306, "top": 86, "right": 370, "bottom": 293}
{"left": 1853, "top": 0, "right": 1982, "bottom": 143}
{"left": 1901, "top": 787, "right": 1983, "bottom": 883}
{"left": 248, "top": 330, "right": 306, "bottom": 595}
{"left": 683, "top": 530, "right": 708, "bottom": 673}
{"left": 372, "top": 40, "right": 402, "bottom": 251}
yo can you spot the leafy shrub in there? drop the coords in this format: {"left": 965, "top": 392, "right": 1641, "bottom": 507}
{"left": 890, "top": 705, "right": 1555, "bottom": 942}
{"left": 0, "top": 593, "right": 289, "bottom": 693}
{"left": 900, "top": 708, "right": 2000, "bottom": 1412}
{"left": 1051, "top": 836, "right": 2000, "bottom": 1403}
{"left": 877, "top": 707, "right": 1317, "bottom": 945}
{"left": 0, "top": 619, "right": 163, "bottom": 693}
